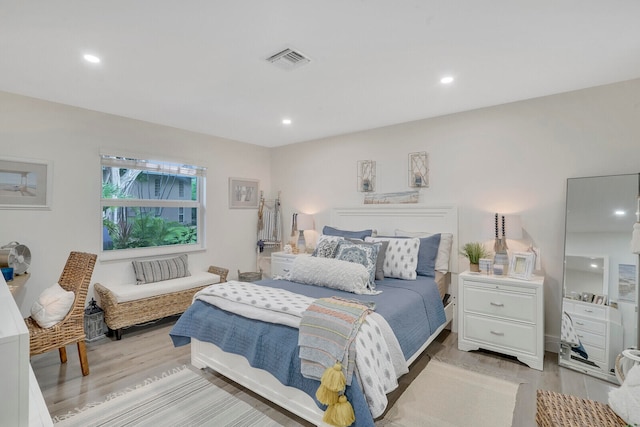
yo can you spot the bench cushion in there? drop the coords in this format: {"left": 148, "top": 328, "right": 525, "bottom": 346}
{"left": 105, "top": 271, "right": 220, "bottom": 303}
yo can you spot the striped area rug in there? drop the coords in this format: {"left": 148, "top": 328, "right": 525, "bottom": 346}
{"left": 53, "top": 366, "right": 283, "bottom": 427}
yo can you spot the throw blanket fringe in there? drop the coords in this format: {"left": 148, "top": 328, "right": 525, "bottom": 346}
{"left": 299, "top": 297, "right": 372, "bottom": 385}
{"left": 300, "top": 297, "right": 371, "bottom": 427}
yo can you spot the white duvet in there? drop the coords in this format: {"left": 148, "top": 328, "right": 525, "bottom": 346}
{"left": 194, "top": 281, "right": 407, "bottom": 417}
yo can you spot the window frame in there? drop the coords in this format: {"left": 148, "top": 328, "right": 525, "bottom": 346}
{"left": 99, "top": 153, "right": 207, "bottom": 261}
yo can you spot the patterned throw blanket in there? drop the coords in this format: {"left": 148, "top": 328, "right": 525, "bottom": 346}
{"left": 299, "top": 297, "right": 372, "bottom": 386}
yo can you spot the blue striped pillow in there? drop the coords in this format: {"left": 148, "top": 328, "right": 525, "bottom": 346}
{"left": 132, "top": 254, "right": 191, "bottom": 284}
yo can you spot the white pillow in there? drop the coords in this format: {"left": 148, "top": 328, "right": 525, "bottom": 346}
{"left": 395, "top": 229, "right": 453, "bottom": 274}
{"left": 367, "top": 237, "right": 420, "bottom": 280}
{"left": 31, "top": 283, "right": 75, "bottom": 328}
{"left": 286, "top": 256, "right": 380, "bottom": 295}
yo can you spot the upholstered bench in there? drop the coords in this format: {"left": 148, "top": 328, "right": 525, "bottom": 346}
{"left": 94, "top": 265, "right": 228, "bottom": 340}
{"left": 536, "top": 390, "right": 626, "bottom": 427}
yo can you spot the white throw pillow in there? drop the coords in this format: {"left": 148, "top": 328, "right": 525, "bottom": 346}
{"left": 367, "top": 237, "right": 420, "bottom": 280}
{"left": 286, "top": 256, "right": 379, "bottom": 295}
{"left": 31, "top": 283, "right": 75, "bottom": 328}
{"left": 395, "top": 229, "right": 453, "bottom": 273}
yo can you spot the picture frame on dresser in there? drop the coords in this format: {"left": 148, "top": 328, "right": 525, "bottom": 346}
{"left": 508, "top": 251, "right": 534, "bottom": 280}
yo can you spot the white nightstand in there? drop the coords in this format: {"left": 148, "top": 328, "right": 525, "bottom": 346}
{"left": 271, "top": 252, "right": 308, "bottom": 277}
{"left": 458, "top": 271, "right": 545, "bottom": 370}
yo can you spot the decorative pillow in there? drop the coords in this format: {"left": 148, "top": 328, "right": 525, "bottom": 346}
{"left": 132, "top": 254, "right": 190, "bottom": 284}
{"left": 366, "top": 237, "right": 420, "bottom": 280}
{"left": 415, "top": 234, "right": 441, "bottom": 277}
{"left": 334, "top": 241, "right": 380, "bottom": 287}
{"left": 312, "top": 235, "right": 344, "bottom": 258}
{"left": 322, "top": 226, "right": 373, "bottom": 241}
{"left": 286, "top": 256, "right": 379, "bottom": 295}
{"left": 395, "top": 229, "right": 453, "bottom": 274}
{"left": 348, "top": 238, "right": 388, "bottom": 281}
{"left": 30, "top": 283, "right": 75, "bottom": 328}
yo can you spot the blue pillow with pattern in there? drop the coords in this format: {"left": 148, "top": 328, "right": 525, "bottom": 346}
{"left": 334, "top": 241, "right": 380, "bottom": 289}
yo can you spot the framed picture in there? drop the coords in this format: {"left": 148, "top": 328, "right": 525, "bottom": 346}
{"left": 593, "top": 294, "right": 607, "bottom": 305}
{"left": 0, "top": 156, "right": 52, "bottom": 209}
{"left": 618, "top": 264, "right": 637, "bottom": 303}
{"left": 581, "top": 292, "right": 595, "bottom": 303}
{"left": 229, "top": 178, "right": 259, "bottom": 209}
{"left": 408, "top": 152, "right": 429, "bottom": 188}
{"left": 508, "top": 251, "right": 535, "bottom": 280}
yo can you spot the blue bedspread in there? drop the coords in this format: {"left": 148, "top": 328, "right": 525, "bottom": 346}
{"left": 170, "top": 276, "right": 445, "bottom": 427}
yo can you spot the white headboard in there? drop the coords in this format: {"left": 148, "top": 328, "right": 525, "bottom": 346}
{"left": 330, "top": 205, "right": 459, "bottom": 273}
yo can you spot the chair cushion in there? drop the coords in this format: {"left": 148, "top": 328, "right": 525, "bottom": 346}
{"left": 105, "top": 271, "right": 220, "bottom": 303}
{"left": 31, "top": 283, "right": 75, "bottom": 328}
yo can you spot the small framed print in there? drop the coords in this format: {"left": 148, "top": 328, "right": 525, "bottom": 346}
{"left": 581, "top": 292, "right": 594, "bottom": 303}
{"left": 593, "top": 294, "right": 607, "bottom": 305}
{"left": 509, "top": 251, "right": 535, "bottom": 280}
{"left": 229, "top": 178, "right": 259, "bottom": 209}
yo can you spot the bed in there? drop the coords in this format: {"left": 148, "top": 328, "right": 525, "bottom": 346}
{"left": 170, "top": 205, "right": 458, "bottom": 426}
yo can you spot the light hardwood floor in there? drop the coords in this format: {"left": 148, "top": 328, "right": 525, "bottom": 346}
{"left": 31, "top": 317, "right": 619, "bottom": 426}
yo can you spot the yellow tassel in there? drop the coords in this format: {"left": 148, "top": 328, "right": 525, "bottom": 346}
{"left": 320, "top": 362, "right": 346, "bottom": 392}
{"left": 322, "top": 395, "right": 355, "bottom": 427}
{"left": 316, "top": 384, "right": 339, "bottom": 405}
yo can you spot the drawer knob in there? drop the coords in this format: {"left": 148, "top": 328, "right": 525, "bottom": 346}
{"left": 490, "top": 330, "right": 505, "bottom": 336}
{"left": 490, "top": 302, "right": 504, "bottom": 307}
{"left": 584, "top": 309, "right": 593, "bottom": 313}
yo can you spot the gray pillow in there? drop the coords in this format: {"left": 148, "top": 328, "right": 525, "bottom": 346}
{"left": 132, "top": 254, "right": 190, "bottom": 284}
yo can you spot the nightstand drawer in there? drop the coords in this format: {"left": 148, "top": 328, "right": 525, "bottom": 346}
{"left": 572, "top": 317, "right": 606, "bottom": 335}
{"left": 271, "top": 252, "right": 304, "bottom": 277}
{"left": 463, "top": 313, "right": 537, "bottom": 354}
{"left": 571, "top": 304, "right": 606, "bottom": 320}
{"left": 463, "top": 285, "right": 536, "bottom": 323}
{"left": 575, "top": 329, "right": 606, "bottom": 348}
{"left": 581, "top": 343, "right": 606, "bottom": 363}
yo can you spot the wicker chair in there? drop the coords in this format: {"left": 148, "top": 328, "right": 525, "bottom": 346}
{"left": 25, "top": 252, "right": 97, "bottom": 376}
{"left": 536, "top": 390, "right": 626, "bottom": 427}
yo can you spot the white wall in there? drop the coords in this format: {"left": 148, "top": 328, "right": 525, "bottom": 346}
{"left": 271, "top": 78, "right": 640, "bottom": 347}
{"left": 0, "top": 91, "right": 272, "bottom": 315}
{"left": 3, "top": 78, "right": 640, "bottom": 347}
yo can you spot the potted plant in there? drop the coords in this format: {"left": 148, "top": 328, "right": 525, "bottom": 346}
{"left": 460, "top": 242, "right": 491, "bottom": 272}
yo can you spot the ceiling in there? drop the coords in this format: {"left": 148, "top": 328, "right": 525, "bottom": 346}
{"left": 2, "top": 1, "right": 640, "bottom": 148}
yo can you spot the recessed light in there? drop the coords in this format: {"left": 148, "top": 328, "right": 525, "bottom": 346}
{"left": 614, "top": 210, "right": 626, "bottom": 216}
{"left": 83, "top": 54, "right": 101, "bottom": 64}
{"left": 590, "top": 263, "right": 598, "bottom": 268}
{"left": 282, "top": 118, "right": 292, "bottom": 125}
{"left": 440, "top": 76, "right": 454, "bottom": 84}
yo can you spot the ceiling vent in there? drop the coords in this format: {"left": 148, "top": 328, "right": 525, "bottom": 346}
{"left": 266, "top": 48, "right": 310, "bottom": 71}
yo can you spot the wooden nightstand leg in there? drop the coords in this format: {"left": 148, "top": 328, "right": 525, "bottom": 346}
{"left": 58, "top": 346, "right": 67, "bottom": 364}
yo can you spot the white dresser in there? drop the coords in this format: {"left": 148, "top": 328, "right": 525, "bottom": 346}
{"left": 0, "top": 276, "right": 52, "bottom": 427}
{"left": 560, "top": 298, "right": 622, "bottom": 381}
{"left": 458, "top": 271, "right": 545, "bottom": 370}
{"left": 271, "top": 252, "right": 308, "bottom": 277}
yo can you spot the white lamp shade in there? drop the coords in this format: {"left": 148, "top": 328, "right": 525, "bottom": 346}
{"left": 296, "top": 213, "right": 314, "bottom": 231}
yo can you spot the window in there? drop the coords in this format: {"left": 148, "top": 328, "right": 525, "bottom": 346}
{"left": 101, "top": 154, "right": 206, "bottom": 256}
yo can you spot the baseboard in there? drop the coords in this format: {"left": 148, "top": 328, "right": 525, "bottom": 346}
{"left": 545, "top": 334, "right": 560, "bottom": 354}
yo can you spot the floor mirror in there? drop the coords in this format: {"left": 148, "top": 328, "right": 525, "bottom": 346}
{"left": 560, "top": 173, "right": 640, "bottom": 383}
